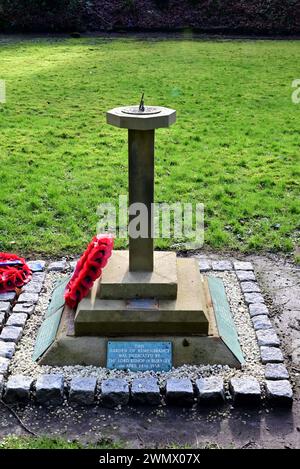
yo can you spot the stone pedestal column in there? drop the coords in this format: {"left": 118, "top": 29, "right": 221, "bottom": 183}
{"left": 128, "top": 129, "right": 154, "bottom": 272}
{"left": 106, "top": 105, "right": 176, "bottom": 273}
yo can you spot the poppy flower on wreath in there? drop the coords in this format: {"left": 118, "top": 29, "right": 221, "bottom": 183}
{"left": 0, "top": 253, "right": 32, "bottom": 293}
{"left": 64, "top": 234, "right": 114, "bottom": 309}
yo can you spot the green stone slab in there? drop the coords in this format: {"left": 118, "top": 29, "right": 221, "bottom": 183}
{"left": 208, "top": 276, "right": 244, "bottom": 365}
{"left": 32, "top": 308, "right": 63, "bottom": 361}
{"left": 45, "top": 277, "right": 70, "bottom": 319}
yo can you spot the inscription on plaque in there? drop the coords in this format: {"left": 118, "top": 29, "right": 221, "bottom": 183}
{"left": 107, "top": 341, "right": 172, "bottom": 372}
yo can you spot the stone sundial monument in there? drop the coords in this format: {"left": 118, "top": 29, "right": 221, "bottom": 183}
{"left": 35, "top": 96, "right": 244, "bottom": 370}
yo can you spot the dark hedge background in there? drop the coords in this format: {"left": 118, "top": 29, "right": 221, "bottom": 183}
{"left": 0, "top": 0, "right": 299, "bottom": 34}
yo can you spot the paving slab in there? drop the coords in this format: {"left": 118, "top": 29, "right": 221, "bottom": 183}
{"left": 236, "top": 270, "right": 256, "bottom": 282}
{"left": 0, "top": 356, "right": 10, "bottom": 376}
{"left": 165, "top": 378, "right": 194, "bottom": 405}
{"left": 260, "top": 346, "right": 284, "bottom": 364}
{"left": 0, "top": 302, "right": 11, "bottom": 313}
{"left": 252, "top": 315, "right": 272, "bottom": 331}
{"left": 26, "top": 260, "right": 46, "bottom": 272}
{"left": 256, "top": 329, "right": 280, "bottom": 347}
{"left": 0, "top": 326, "right": 23, "bottom": 343}
{"left": 12, "top": 303, "right": 35, "bottom": 315}
{"left": 265, "top": 363, "right": 289, "bottom": 380}
{"left": 233, "top": 261, "right": 254, "bottom": 271}
{"left": 6, "top": 313, "right": 27, "bottom": 327}
{"left": 101, "top": 378, "right": 130, "bottom": 407}
{"left": 0, "top": 342, "right": 16, "bottom": 359}
{"left": 35, "top": 374, "right": 64, "bottom": 405}
{"left": 4, "top": 375, "right": 33, "bottom": 403}
{"left": 265, "top": 380, "right": 293, "bottom": 406}
{"left": 196, "top": 377, "right": 225, "bottom": 402}
{"left": 69, "top": 377, "right": 97, "bottom": 405}
{"left": 131, "top": 378, "right": 161, "bottom": 405}
{"left": 230, "top": 377, "right": 261, "bottom": 404}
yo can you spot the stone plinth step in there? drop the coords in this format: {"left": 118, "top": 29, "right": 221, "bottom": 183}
{"left": 74, "top": 258, "right": 209, "bottom": 336}
{"left": 98, "top": 250, "right": 178, "bottom": 300}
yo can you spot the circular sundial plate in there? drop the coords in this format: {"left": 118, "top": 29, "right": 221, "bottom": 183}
{"left": 121, "top": 106, "right": 161, "bottom": 115}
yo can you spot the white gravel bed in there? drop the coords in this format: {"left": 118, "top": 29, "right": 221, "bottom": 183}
{"left": 9, "top": 270, "right": 264, "bottom": 384}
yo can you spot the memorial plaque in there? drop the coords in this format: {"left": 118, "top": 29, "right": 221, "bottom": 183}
{"left": 32, "top": 308, "right": 63, "bottom": 361}
{"left": 208, "top": 277, "right": 244, "bottom": 364}
{"left": 45, "top": 277, "right": 70, "bottom": 318}
{"left": 33, "top": 277, "right": 69, "bottom": 360}
{"left": 107, "top": 341, "right": 172, "bottom": 372}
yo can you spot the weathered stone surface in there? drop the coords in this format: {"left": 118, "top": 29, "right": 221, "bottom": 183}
{"left": 249, "top": 303, "right": 269, "bottom": 318}
{"left": 260, "top": 346, "right": 284, "bottom": 364}
{"left": 18, "top": 292, "right": 39, "bottom": 304}
{"left": 0, "top": 375, "right": 3, "bottom": 395}
{"left": 35, "top": 374, "right": 64, "bottom": 404}
{"left": 265, "top": 363, "right": 289, "bottom": 380}
{"left": 13, "top": 303, "right": 35, "bottom": 315}
{"left": 252, "top": 315, "right": 272, "bottom": 331}
{"left": 0, "top": 326, "right": 23, "bottom": 343}
{"left": 23, "top": 281, "right": 43, "bottom": 293}
{"left": 244, "top": 292, "right": 265, "bottom": 305}
{"left": 7, "top": 313, "right": 27, "bottom": 327}
{"left": 165, "top": 378, "right": 194, "bottom": 405}
{"left": 230, "top": 377, "right": 261, "bottom": 404}
{"left": 256, "top": 329, "right": 280, "bottom": 347}
{"left": 48, "top": 260, "right": 68, "bottom": 272}
{"left": 101, "top": 378, "right": 130, "bottom": 407}
{"left": 131, "top": 378, "right": 161, "bottom": 405}
{"left": 240, "top": 281, "right": 261, "bottom": 294}
{"left": 211, "top": 260, "right": 232, "bottom": 271}
{"left": 198, "top": 259, "right": 211, "bottom": 272}
{"left": 69, "top": 377, "right": 97, "bottom": 405}
{"left": 236, "top": 270, "right": 256, "bottom": 282}
{"left": 0, "top": 313, "right": 4, "bottom": 328}
{"left": 32, "top": 272, "right": 46, "bottom": 282}
{"left": 233, "top": 261, "right": 254, "bottom": 271}
{"left": 0, "top": 341, "right": 16, "bottom": 359}
{"left": 0, "top": 356, "right": 10, "bottom": 375}
{"left": 0, "top": 302, "right": 10, "bottom": 313}
{"left": 26, "top": 260, "right": 46, "bottom": 272}
{"left": 0, "top": 292, "right": 16, "bottom": 302}
{"left": 265, "top": 380, "right": 293, "bottom": 406}
{"left": 4, "top": 375, "right": 33, "bottom": 403}
{"left": 100, "top": 250, "right": 177, "bottom": 300}
{"left": 196, "top": 377, "right": 225, "bottom": 402}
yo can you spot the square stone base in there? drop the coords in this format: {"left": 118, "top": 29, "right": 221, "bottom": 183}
{"left": 97, "top": 250, "right": 177, "bottom": 300}
{"left": 39, "top": 305, "right": 241, "bottom": 368}
{"left": 74, "top": 258, "right": 210, "bottom": 336}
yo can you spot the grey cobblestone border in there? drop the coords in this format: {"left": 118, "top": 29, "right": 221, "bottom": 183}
{"left": 0, "top": 257, "right": 294, "bottom": 407}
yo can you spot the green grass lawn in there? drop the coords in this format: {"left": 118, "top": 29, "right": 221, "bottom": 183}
{"left": 0, "top": 36, "right": 299, "bottom": 257}
{"left": 0, "top": 435, "right": 123, "bottom": 449}
{"left": 0, "top": 435, "right": 219, "bottom": 449}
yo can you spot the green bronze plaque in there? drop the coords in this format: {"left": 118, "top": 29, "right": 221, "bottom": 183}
{"left": 208, "top": 276, "right": 244, "bottom": 364}
{"left": 45, "top": 277, "right": 70, "bottom": 319}
{"left": 32, "top": 308, "right": 63, "bottom": 361}
{"left": 33, "top": 276, "right": 70, "bottom": 361}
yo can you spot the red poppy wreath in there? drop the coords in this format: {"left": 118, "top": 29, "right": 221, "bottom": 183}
{"left": 64, "top": 234, "right": 114, "bottom": 309}
{"left": 0, "top": 253, "right": 32, "bottom": 292}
